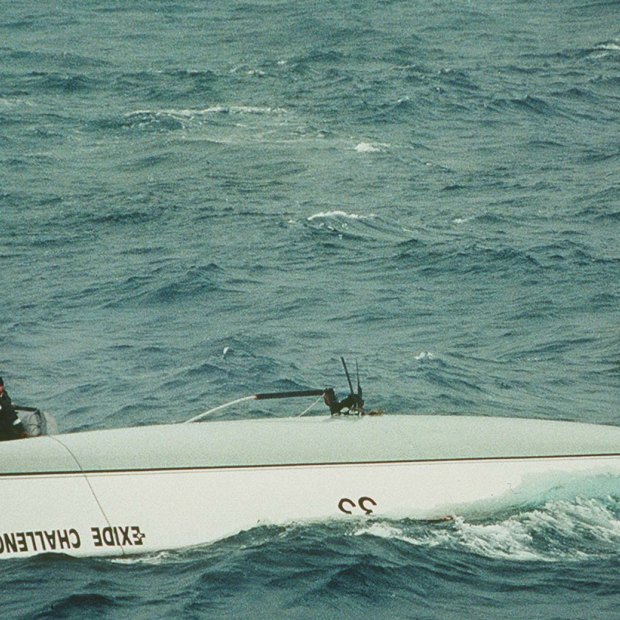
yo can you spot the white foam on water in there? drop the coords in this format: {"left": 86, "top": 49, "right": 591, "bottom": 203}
{"left": 125, "top": 106, "right": 288, "bottom": 126}
{"left": 354, "top": 142, "right": 386, "bottom": 153}
{"left": 307, "top": 210, "right": 376, "bottom": 221}
{"left": 356, "top": 496, "right": 620, "bottom": 563}
{"left": 594, "top": 42, "right": 620, "bottom": 51}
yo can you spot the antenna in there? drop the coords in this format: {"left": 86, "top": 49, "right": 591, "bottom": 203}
{"left": 338, "top": 356, "right": 364, "bottom": 414}
{"left": 341, "top": 356, "right": 354, "bottom": 395}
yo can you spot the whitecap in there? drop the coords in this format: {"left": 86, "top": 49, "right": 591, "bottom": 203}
{"left": 450, "top": 516, "right": 543, "bottom": 561}
{"left": 354, "top": 142, "right": 384, "bottom": 153}
{"left": 354, "top": 522, "right": 406, "bottom": 540}
{"left": 110, "top": 550, "right": 178, "bottom": 565}
{"left": 126, "top": 106, "right": 287, "bottom": 120}
{"left": 307, "top": 210, "right": 376, "bottom": 221}
{"left": 357, "top": 496, "right": 620, "bottom": 563}
{"left": 593, "top": 42, "right": 620, "bottom": 52}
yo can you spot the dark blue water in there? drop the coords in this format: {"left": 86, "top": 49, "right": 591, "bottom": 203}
{"left": 2, "top": 0, "right": 619, "bottom": 617}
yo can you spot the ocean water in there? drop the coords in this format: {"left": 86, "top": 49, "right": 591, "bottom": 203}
{"left": 1, "top": 0, "right": 619, "bottom": 617}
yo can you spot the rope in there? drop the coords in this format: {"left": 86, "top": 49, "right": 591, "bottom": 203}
{"left": 296, "top": 396, "right": 324, "bottom": 417}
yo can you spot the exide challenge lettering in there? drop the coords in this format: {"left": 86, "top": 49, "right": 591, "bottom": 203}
{"left": 0, "top": 528, "right": 81, "bottom": 555}
{"left": 91, "top": 525, "right": 145, "bottom": 548}
{"left": 0, "top": 525, "right": 146, "bottom": 556}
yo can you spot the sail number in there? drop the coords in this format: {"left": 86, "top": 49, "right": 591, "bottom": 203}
{"left": 338, "top": 496, "right": 377, "bottom": 515}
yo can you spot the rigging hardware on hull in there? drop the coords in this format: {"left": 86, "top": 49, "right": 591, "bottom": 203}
{"left": 185, "top": 357, "right": 377, "bottom": 423}
{"left": 323, "top": 357, "right": 365, "bottom": 415}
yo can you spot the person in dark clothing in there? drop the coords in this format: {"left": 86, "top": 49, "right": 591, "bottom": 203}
{"left": 0, "top": 377, "right": 27, "bottom": 441}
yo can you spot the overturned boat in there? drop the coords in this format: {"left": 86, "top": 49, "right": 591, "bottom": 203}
{"left": 1, "top": 361, "right": 619, "bottom": 559}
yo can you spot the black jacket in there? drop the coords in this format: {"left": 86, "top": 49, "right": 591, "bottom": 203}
{"left": 0, "top": 389, "right": 25, "bottom": 441}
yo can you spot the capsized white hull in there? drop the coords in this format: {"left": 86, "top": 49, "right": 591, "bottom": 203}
{"left": 1, "top": 414, "right": 619, "bottom": 559}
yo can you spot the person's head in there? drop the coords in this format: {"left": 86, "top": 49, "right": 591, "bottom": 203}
{"left": 0, "top": 377, "right": 4, "bottom": 393}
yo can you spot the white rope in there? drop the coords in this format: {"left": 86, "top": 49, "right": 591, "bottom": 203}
{"left": 296, "top": 395, "right": 324, "bottom": 417}
{"left": 184, "top": 395, "right": 256, "bottom": 424}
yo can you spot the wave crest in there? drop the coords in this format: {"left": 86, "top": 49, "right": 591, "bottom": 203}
{"left": 358, "top": 496, "right": 620, "bottom": 562}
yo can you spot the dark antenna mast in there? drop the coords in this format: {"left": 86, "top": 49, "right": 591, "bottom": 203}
{"left": 341, "top": 356, "right": 354, "bottom": 394}
{"left": 338, "top": 357, "right": 364, "bottom": 414}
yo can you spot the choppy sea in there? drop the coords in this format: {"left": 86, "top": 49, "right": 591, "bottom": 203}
{"left": 2, "top": 0, "right": 619, "bottom": 617}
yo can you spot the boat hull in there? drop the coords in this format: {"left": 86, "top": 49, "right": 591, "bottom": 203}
{"left": 1, "top": 415, "right": 619, "bottom": 559}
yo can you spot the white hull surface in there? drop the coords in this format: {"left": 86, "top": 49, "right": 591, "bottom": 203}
{"left": 1, "top": 415, "right": 619, "bottom": 559}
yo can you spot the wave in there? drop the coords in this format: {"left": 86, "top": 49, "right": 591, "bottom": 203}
{"left": 304, "top": 211, "right": 412, "bottom": 243}
{"left": 307, "top": 210, "right": 376, "bottom": 222}
{"left": 358, "top": 495, "right": 620, "bottom": 562}
{"left": 396, "top": 240, "right": 544, "bottom": 277}
{"left": 3, "top": 46, "right": 108, "bottom": 70}
{"left": 107, "top": 67, "right": 220, "bottom": 99}
{"left": 22, "top": 71, "right": 100, "bottom": 93}
{"left": 91, "top": 105, "right": 288, "bottom": 133}
{"left": 128, "top": 105, "right": 287, "bottom": 118}
{"left": 593, "top": 42, "right": 620, "bottom": 52}
{"left": 41, "top": 593, "right": 120, "bottom": 616}
{"left": 354, "top": 142, "right": 387, "bottom": 153}
{"left": 587, "top": 39, "right": 620, "bottom": 60}
{"left": 486, "top": 95, "right": 557, "bottom": 117}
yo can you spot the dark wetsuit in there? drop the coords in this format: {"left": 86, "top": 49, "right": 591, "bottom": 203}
{"left": 0, "top": 389, "right": 25, "bottom": 441}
